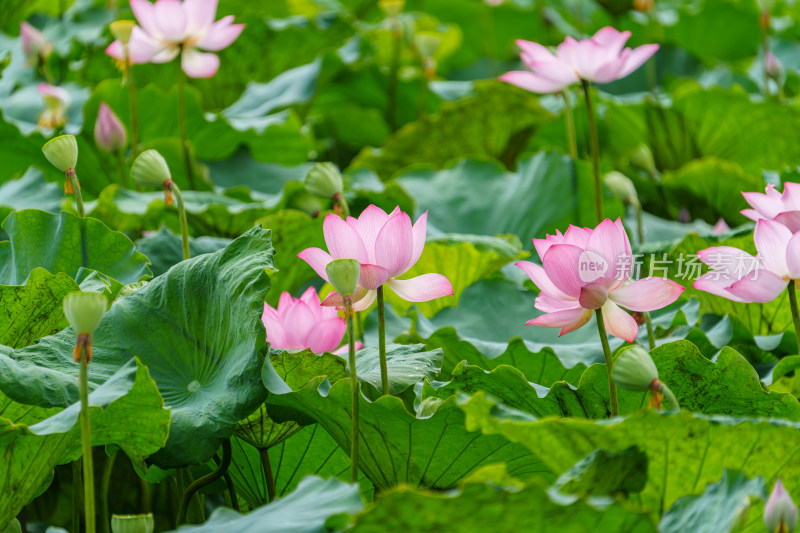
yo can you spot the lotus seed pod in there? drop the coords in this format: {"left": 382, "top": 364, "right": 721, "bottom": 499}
{"left": 612, "top": 346, "right": 658, "bottom": 392}
{"left": 63, "top": 291, "right": 109, "bottom": 334}
{"left": 111, "top": 513, "right": 155, "bottom": 533}
{"left": 110, "top": 20, "right": 135, "bottom": 46}
{"left": 326, "top": 259, "right": 360, "bottom": 297}
{"left": 42, "top": 135, "right": 78, "bottom": 172}
{"left": 304, "top": 162, "right": 343, "bottom": 199}
{"left": 379, "top": 0, "right": 405, "bottom": 17}
{"left": 765, "top": 478, "right": 798, "bottom": 533}
{"left": 604, "top": 171, "right": 640, "bottom": 208}
{"left": 629, "top": 143, "right": 657, "bottom": 175}
{"left": 415, "top": 31, "right": 441, "bottom": 58}
{"left": 131, "top": 149, "right": 171, "bottom": 188}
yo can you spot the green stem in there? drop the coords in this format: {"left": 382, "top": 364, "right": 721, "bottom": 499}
{"left": 387, "top": 20, "right": 401, "bottom": 132}
{"left": 635, "top": 202, "right": 644, "bottom": 246}
{"left": 99, "top": 451, "right": 117, "bottom": 533}
{"left": 259, "top": 447, "right": 277, "bottom": 503}
{"left": 213, "top": 453, "right": 239, "bottom": 510}
{"left": 788, "top": 282, "right": 800, "bottom": 354}
{"left": 72, "top": 460, "right": 82, "bottom": 533}
{"left": 418, "top": 73, "right": 429, "bottom": 119}
{"left": 126, "top": 51, "right": 140, "bottom": 163}
{"left": 659, "top": 382, "right": 680, "bottom": 411}
{"left": 762, "top": 22, "right": 770, "bottom": 97}
{"left": 114, "top": 151, "right": 130, "bottom": 189}
{"left": 69, "top": 169, "right": 85, "bottom": 217}
{"left": 582, "top": 80, "right": 602, "bottom": 223}
{"left": 377, "top": 286, "right": 389, "bottom": 395}
{"left": 177, "top": 58, "right": 196, "bottom": 189}
{"left": 595, "top": 309, "right": 619, "bottom": 416}
{"left": 345, "top": 297, "right": 360, "bottom": 483}
{"left": 562, "top": 90, "right": 578, "bottom": 160}
{"left": 172, "top": 184, "right": 190, "bottom": 261}
{"left": 644, "top": 312, "right": 656, "bottom": 351}
{"left": 176, "top": 440, "right": 232, "bottom": 526}
{"left": 79, "top": 346, "right": 96, "bottom": 533}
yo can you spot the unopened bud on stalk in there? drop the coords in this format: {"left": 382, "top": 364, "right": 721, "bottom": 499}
{"left": 629, "top": 144, "right": 657, "bottom": 176}
{"left": 766, "top": 51, "right": 784, "bottom": 79}
{"left": 379, "top": 0, "right": 405, "bottom": 17}
{"left": 304, "top": 163, "right": 343, "bottom": 199}
{"left": 415, "top": 31, "right": 441, "bottom": 59}
{"left": 20, "top": 22, "right": 52, "bottom": 65}
{"left": 326, "top": 259, "right": 360, "bottom": 298}
{"left": 604, "top": 171, "right": 640, "bottom": 208}
{"left": 42, "top": 135, "right": 79, "bottom": 194}
{"left": 63, "top": 291, "right": 108, "bottom": 363}
{"left": 94, "top": 102, "right": 128, "bottom": 153}
{"left": 612, "top": 346, "right": 658, "bottom": 391}
{"left": 765, "top": 478, "right": 798, "bottom": 533}
{"left": 109, "top": 20, "right": 135, "bottom": 46}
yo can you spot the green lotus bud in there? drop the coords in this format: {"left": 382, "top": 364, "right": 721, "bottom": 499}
{"left": 612, "top": 346, "right": 658, "bottom": 391}
{"left": 110, "top": 20, "right": 135, "bottom": 46}
{"left": 379, "top": 0, "right": 404, "bottom": 17}
{"left": 63, "top": 291, "right": 109, "bottom": 335}
{"left": 604, "top": 171, "right": 640, "bottom": 208}
{"left": 629, "top": 143, "right": 657, "bottom": 175}
{"left": 415, "top": 31, "right": 441, "bottom": 58}
{"left": 304, "top": 162, "right": 343, "bottom": 199}
{"left": 42, "top": 134, "right": 78, "bottom": 172}
{"left": 2, "top": 519, "right": 22, "bottom": 533}
{"left": 131, "top": 149, "right": 171, "bottom": 188}
{"left": 326, "top": 259, "right": 360, "bottom": 297}
{"left": 111, "top": 514, "right": 155, "bottom": 533}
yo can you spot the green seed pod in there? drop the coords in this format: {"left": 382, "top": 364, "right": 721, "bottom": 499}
{"left": 326, "top": 259, "right": 360, "bottom": 297}
{"left": 111, "top": 513, "right": 155, "bottom": 533}
{"left": 304, "top": 162, "right": 343, "bottom": 199}
{"left": 604, "top": 171, "right": 640, "bottom": 208}
{"left": 63, "top": 291, "right": 109, "bottom": 334}
{"left": 629, "top": 144, "right": 657, "bottom": 176}
{"left": 379, "top": 0, "right": 405, "bottom": 17}
{"left": 131, "top": 149, "right": 170, "bottom": 188}
{"left": 42, "top": 135, "right": 78, "bottom": 172}
{"left": 612, "top": 346, "right": 658, "bottom": 392}
{"left": 414, "top": 31, "right": 441, "bottom": 58}
{"left": 110, "top": 20, "right": 135, "bottom": 46}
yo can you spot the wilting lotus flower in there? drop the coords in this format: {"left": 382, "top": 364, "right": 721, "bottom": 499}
{"left": 94, "top": 102, "right": 128, "bottom": 153}
{"left": 20, "top": 22, "right": 52, "bottom": 65}
{"left": 106, "top": 0, "right": 245, "bottom": 78}
{"left": 694, "top": 218, "right": 800, "bottom": 303}
{"left": 500, "top": 27, "right": 659, "bottom": 94}
{"left": 38, "top": 83, "right": 70, "bottom": 129}
{"left": 298, "top": 205, "right": 453, "bottom": 311}
{"left": 263, "top": 287, "right": 361, "bottom": 354}
{"left": 516, "top": 219, "right": 684, "bottom": 342}
{"left": 765, "top": 478, "right": 798, "bottom": 533}
{"left": 741, "top": 183, "right": 800, "bottom": 233}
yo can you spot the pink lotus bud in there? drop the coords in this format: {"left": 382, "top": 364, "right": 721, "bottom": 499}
{"left": 20, "top": 22, "right": 51, "bottom": 64}
{"left": 712, "top": 218, "right": 730, "bottom": 235}
{"left": 765, "top": 478, "right": 798, "bottom": 533}
{"left": 767, "top": 52, "right": 784, "bottom": 79}
{"left": 94, "top": 102, "right": 127, "bottom": 153}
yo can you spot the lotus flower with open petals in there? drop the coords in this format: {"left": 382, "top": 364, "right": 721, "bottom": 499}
{"left": 298, "top": 205, "right": 453, "bottom": 311}
{"left": 516, "top": 219, "right": 684, "bottom": 342}
{"left": 741, "top": 183, "right": 800, "bottom": 233}
{"left": 263, "top": 287, "right": 361, "bottom": 355}
{"left": 694, "top": 218, "right": 800, "bottom": 303}
{"left": 106, "top": 0, "right": 244, "bottom": 77}
{"left": 500, "top": 27, "right": 659, "bottom": 94}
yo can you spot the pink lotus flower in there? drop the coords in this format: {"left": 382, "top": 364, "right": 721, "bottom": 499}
{"left": 516, "top": 219, "right": 684, "bottom": 342}
{"left": 37, "top": 83, "right": 70, "bottom": 129}
{"left": 765, "top": 478, "right": 798, "bottom": 533}
{"left": 500, "top": 27, "right": 659, "bottom": 94}
{"left": 94, "top": 102, "right": 128, "bottom": 153}
{"left": 694, "top": 218, "right": 800, "bottom": 303}
{"left": 20, "top": 22, "right": 51, "bottom": 64}
{"left": 713, "top": 218, "right": 730, "bottom": 235}
{"left": 741, "top": 183, "right": 800, "bottom": 233}
{"left": 263, "top": 287, "right": 361, "bottom": 354}
{"left": 106, "top": 0, "right": 244, "bottom": 78}
{"left": 298, "top": 205, "right": 454, "bottom": 311}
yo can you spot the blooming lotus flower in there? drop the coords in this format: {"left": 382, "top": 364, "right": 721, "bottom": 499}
{"left": 500, "top": 27, "right": 659, "bottom": 94}
{"left": 94, "top": 102, "right": 128, "bottom": 153}
{"left": 765, "top": 478, "right": 798, "bottom": 533}
{"left": 516, "top": 219, "right": 684, "bottom": 342}
{"left": 38, "top": 83, "right": 70, "bottom": 129}
{"left": 263, "top": 287, "right": 361, "bottom": 354}
{"left": 106, "top": 0, "right": 245, "bottom": 78}
{"left": 298, "top": 205, "right": 454, "bottom": 311}
{"left": 742, "top": 183, "right": 800, "bottom": 233}
{"left": 694, "top": 218, "right": 800, "bottom": 303}
{"left": 20, "top": 22, "right": 52, "bottom": 65}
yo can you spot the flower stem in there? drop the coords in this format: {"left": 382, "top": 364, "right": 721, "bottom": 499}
{"left": 659, "top": 382, "right": 680, "bottom": 411}
{"left": 72, "top": 460, "right": 82, "bottom": 533}
{"left": 387, "top": 19, "right": 401, "bottom": 132}
{"left": 114, "top": 151, "right": 130, "bottom": 189}
{"left": 377, "top": 285, "right": 389, "bottom": 395}
{"left": 68, "top": 169, "right": 85, "bottom": 217}
{"left": 788, "top": 282, "right": 800, "bottom": 354}
{"left": 177, "top": 58, "right": 196, "bottom": 189}
{"left": 761, "top": 17, "right": 770, "bottom": 97}
{"left": 78, "top": 345, "right": 96, "bottom": 533}
{"left": 172, "top": 184, "right": 190, "bottom": 261}
{"left": 582, "top": 80, "right": 602, "bottom": 223}
{"left": 644, "top": 312, "right": 656, "bottom": 351}
{"left": 595, "top": 309, "right": 619, "bottom": 416}
{"left": 99, "top": 450, "right": 117, "bottom": 533}
{"left": 176, "top": 440, "right": 231, "bottom": 526}
{"left": 126, "top": 52, "right": 140, "bottom": 163}
{"left": 259, "top": 447, "right": 277, "bottom": 503}
{"left": 561, "top": 90, "right": 578, "bottom": 160}
{"left": 345, "top": 296, "right": 360, "bottom": 483}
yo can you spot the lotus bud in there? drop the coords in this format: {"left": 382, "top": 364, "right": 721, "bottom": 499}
{"left": 604, "top": 171, "right": 640, "bottom": 208}
{"left": 612, "top": 346, "right": 658, "bottom": 392}
{"left": 629, "top": 143, "right": 657, "bottom": 175}
{"left": 111, "top": 513, "right": 155, "bottom": 533}
{"left": 379, "top": 0, "right": 405, "bottom": 17}
{"left": 326, "top": 259, "right": 360, "bottom": 298}
{"left": 304, "top": 163, "right": 343, "bottom": 199}
{"left": 765, "top": 478, "right": 798, "bottom": 533}
{"left": 42, "top": 135, "right": 78, "bottom": 173}
{"left": 767, "top": 51, "right": 783, "bottom": 79}
{"left": 20, "top": 22, "right": 52, "bottom": 64}
{"left": 94, "top": 102, "right": 128, "bottom": 153}
{"left": 415, "top": 31, "right": 441, "bottom": 59}
{"left": 109, "top": 20, "right": 135, "bottom": 46}
{"left": 712, "top": 218, "right": 730, "bottom": 235}
{"left": 731, "top": 495, "right": 752, "bottom": 531}
{"left": 678, "top": 208, "right": 690, "bottom": 223}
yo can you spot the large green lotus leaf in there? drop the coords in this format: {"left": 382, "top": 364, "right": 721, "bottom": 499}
{"left": 135, "top": 226, "right": 231, "bottom": 277}
{"left": 0, "top": 209, "right": 151, "bottom": 286}
{"left": 166, "top": 476, "right": 362, "bottom": 533}
{"left": 354, "top": 344, "right": 444, "bottom": 395}
{"left": 395, "top": 152, "right": 624, "bottom": 249}
{"left": 0, "top": 168, "right": 64, "bottom": 235}
{"left": 0, "top": 116, "right": 46, "bottom": 188}
{"left": 658, "top": 470, "right": 766, "bottom": 533}
{"left": 265, "top": 374, "right": 552, "bottom": 491}
{"left": 0, "top": 268, "right": 78, "bottom": 349}
{"left": 460, "top": 393, "right": 800, "bottom": 516}
{"left": 349, "top": 475, "right": 655, "bottom": 532}
{"left": 0, "top": 227, "right": 274, "bottom": 467}
{"left": 549, "top": 447, "right": 648, "bottom": 504}
{"left": 0, "top": 359, "right": 169, "bottom": 529}
{"left": 384, "top": 233, "right": 528, "bottom": 318}
{"left": 350, "top": 81, "right": 555, "bottom": 178}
